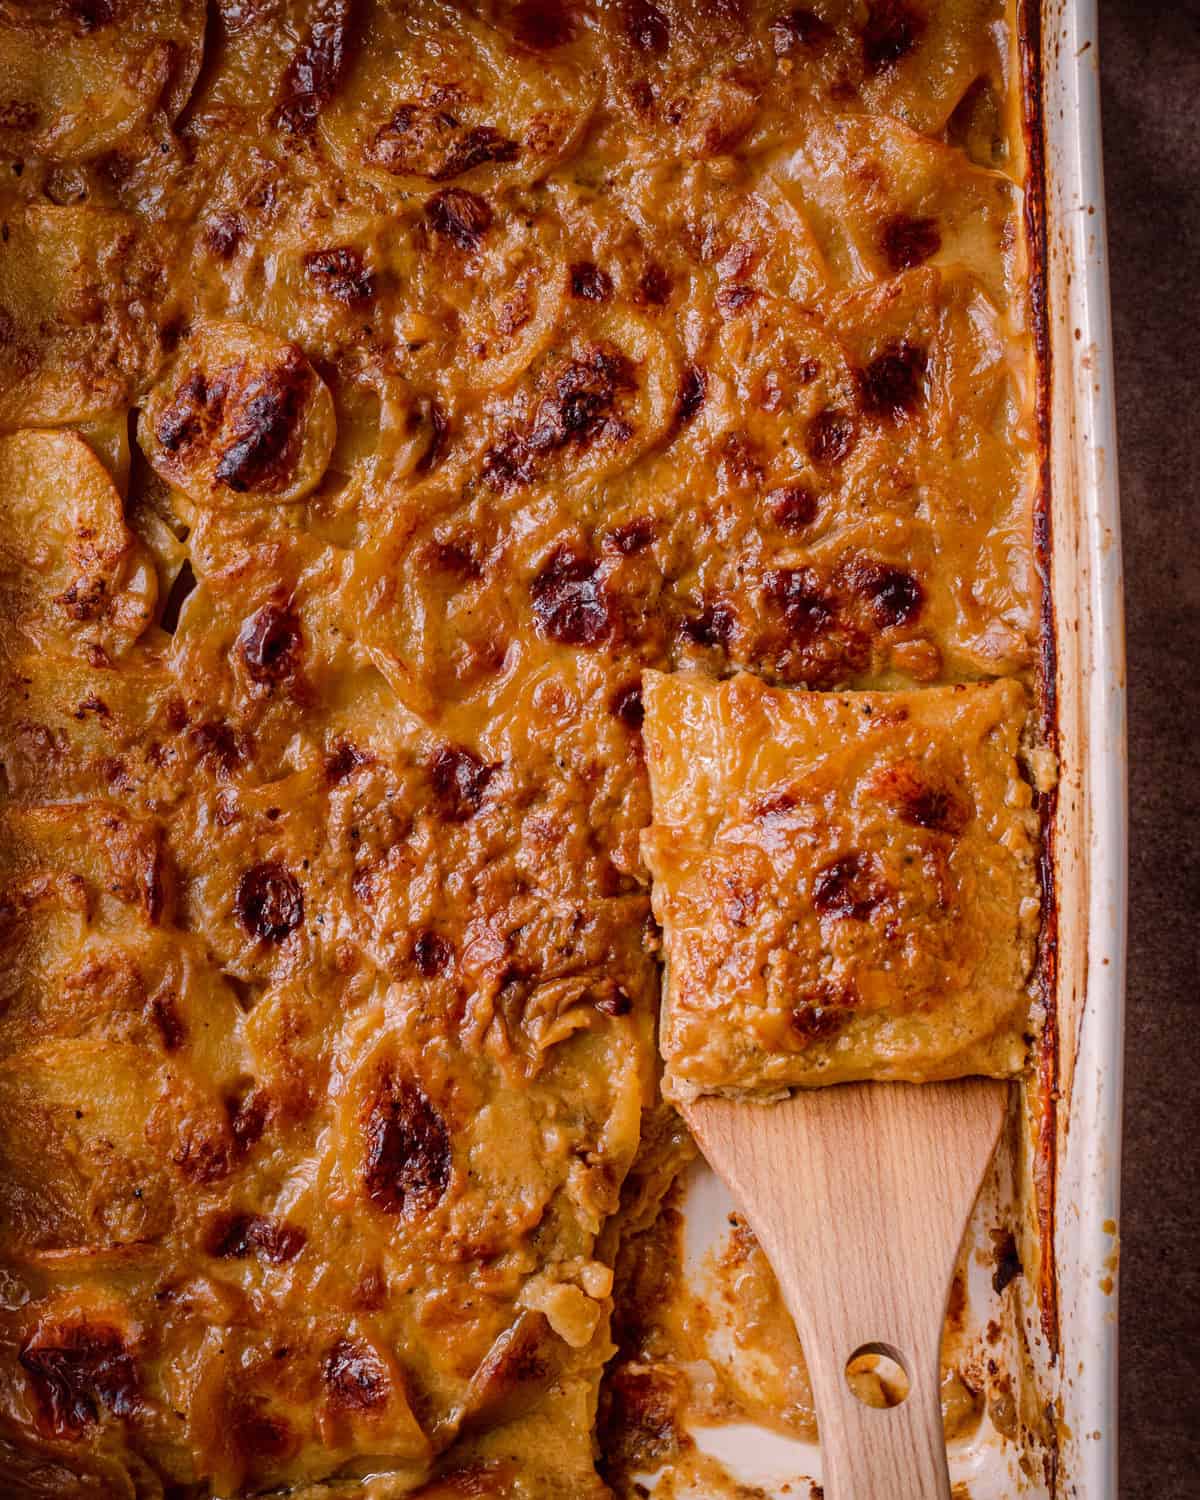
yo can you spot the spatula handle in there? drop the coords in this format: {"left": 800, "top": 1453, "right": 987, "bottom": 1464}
{"left": 684, "top": 1079, "right": 1008, "bottom": 1500}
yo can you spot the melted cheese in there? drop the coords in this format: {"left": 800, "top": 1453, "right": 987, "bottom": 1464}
{"left": 0, "top": 0, "right": 1036, "bottom": 1494}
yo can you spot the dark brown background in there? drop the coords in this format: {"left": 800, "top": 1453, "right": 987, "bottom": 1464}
{"left": 1100, "top": 1, "right": 1200, "bottom": 1494}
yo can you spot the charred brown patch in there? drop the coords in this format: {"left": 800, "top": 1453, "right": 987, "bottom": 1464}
{"left": 368, "top": 106, "right": 520, "bottom": 181}
{"left": 570, "top": 260, "right": 613, "bottom": 302}
{"left": 859, "top": 341, "right": 927, "bottom": 420}
{"left": 213, "top": 348, "right": 313, "bottom": 493}
{"left": 426, "top": 188, "right": 493, "bottom": 250}
{"left": 717, "top": 283, "right": 757, "bottom": 314}
{"left": 806, "top": 406, "right": 857, "bottom": 466}
{"left": 189, "top": 720, "right": 241, "bottom": 780}
{"left": 624, "top": 0, "right": 669, "bottom": 51}
{"left": 416, "top": 400, "right": 449, "bottom": 473}
{"left": 790, "top": 1003, "right": 849, "bottom": 1043}
{"left": 599, "top": 1365, "right": 684, "bottom": 1471}
{"left": 592, "top": 981, "right": 633, "bottom": 1016}
{"left": 880, "top": 213, "right": 941, "bottom": 271}
{"left": 362, "top": 1070, "right": 451, "bottom": 1216}
{"left": 303, "top": 246, "right": 375, "bottom": 305}
{"left": 236, "top": 862, "right": 304, "bottom": 942}
{"left": 872, "top": 760, "right": 969, "bottom": 835}
{"left": 636, "top": 261, "right": 672, "bottom": 306}
{"left": 763, "top": 567, "right": 836, "bottom": 646}
{"left": 272, "top": 0, "right": 354, "bottom": 136}
{"left": 425, "top": 534, "right": 482, "bottom": 579}
{"left": 324, "top": 1338, "right": 389, "bottom": 1410}
{"left": 511, "top": 0, "right": 574, "bottom": 48}
{"left": 812, "top": 852, "right": 884, "bottom": 920}
{"left": 412, "top": 929, "right": 454, "bottom": 977}
{"left": 674, "top": 365, "right": 707, "bottom": 427}
{"left": 204, "top": 1211, "right": 306, "bottom": 1264}
{"left": 148, "top": 991, "right": 186, "bottom": 1051}
{"left": 156, "top": 371, "right": 222, "bottom": 456}
{"left": 842, "top": 557, "right": 924, "bottom": 627}
{"left": 680, "top": 597, "right": 736, "bottom": 650}
{"left": 325, "top": 741, "right": 371, "bottom": 783}
{"left": 20, "top": 1323, "right": 140, "bottom": 1439}
{"left": 238, "top": 603, "right": 302, "bottom": 685}
{"left": 862, "top": 0, "right": 924, "bottom": 75}
{"left": 230, "top": 1398, "right": 296, "bottom": 1465}
{"left": 605, "top": 516, "right": 655, "bottom": 555}
{"left": 766, "top": 481, "right": 819, "bottom": 531}
{"left": 530, "top": 547, "right": 612, "bottom": 646}
{"left": 770, "top": 7, "right": 834, "bottom": 54}
{"left": 64, "top": 0, "right": 114, "bottom": 31}
{"left": 429, "top": 744, "right": 495, "bottom": 821}
{"left": 204, "top": 214, "right": 244, "bottom": 260}
{"left": 227, "top": 1087, "right": 269, "bottom": 1154}
{"left": 610, "top": 681, "right": 644, "bottom": 730}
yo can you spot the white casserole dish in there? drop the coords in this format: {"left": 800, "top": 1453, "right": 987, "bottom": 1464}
{"left": 637, "top": 2, "right": 1126, "bottom": 1493}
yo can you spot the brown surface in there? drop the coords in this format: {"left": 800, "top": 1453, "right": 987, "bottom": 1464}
{"left": 1101, "top": 2, "right": 1200, "bottom": 1495}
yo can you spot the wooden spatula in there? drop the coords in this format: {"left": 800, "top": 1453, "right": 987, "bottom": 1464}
{"left": 683, "top": 1078, "right": 1008, "bottom": 1500}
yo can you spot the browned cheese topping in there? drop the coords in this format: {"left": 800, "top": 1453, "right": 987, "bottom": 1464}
{"left": 0, "top": 0, "right": 1037, "bottom": 1494}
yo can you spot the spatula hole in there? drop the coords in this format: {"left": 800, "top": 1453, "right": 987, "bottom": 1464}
{"left": 844, "top": 1343, "right": 911, "bottom": 1408}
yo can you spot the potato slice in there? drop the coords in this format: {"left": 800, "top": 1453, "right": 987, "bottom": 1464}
{"left": 137, "top": 321, "right": 336, "bottom": 508}
{"left": 320, "top": 0, "right": 596, "bottom": 195}
{"left": 0, "top": 0, "right": 206, "bottom": 161}
{"left": 0, "top": 430, "right": 157, "bottom": 658}
{"left": 0, "top": 205, "right": 160, "bottom": 429}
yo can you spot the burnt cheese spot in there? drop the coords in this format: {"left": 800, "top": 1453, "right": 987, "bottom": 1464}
{"left": 238, "top": 603, "right": 302, "bottom": 684}
{"left": 873, "top": 760, "right": 969, "bottom": 834}
{"left": 806, "top": 406, "right": 857, "bottom": 466}
{"left": 674, "top": 365, "right": 708, "bottom": 427}
{"left": 429, "top": 745, "right": 495, "bottom": 821}
{"left": 204, "top": 1211, "right": 306, "bottom": 1264}
{"left": 605, "top": 516, "right": 656, "bottom": 554}
{"left": 610, "top": 682, "right": 644, "bottom": 730}
{"left": 680, "top": 597, "right": 736, "bottom": 650}
{"left": 213, "top": 349, "right": 314, "bottom": 493}
{"left": 770, "top": 7, "right": 834, "bottom": 54}
{"left": 148, "top": 991, "right": 186, "bottom": 1051}
{"left": 844, "top": 557, "right": 924, "bottom": 627}
{"left": 20, "top": 1324, "right": 140, "bottom": 1439}
{"left": 412, "top": 929, "right": 454, "bottom": 976}
{"left": 64, "top": 0, "right": 114, "bottom": 30}
{"left": 530, "top": 547, "right": 612, "bottom": 646}
{"left": 204, "top": 214, "right": 245, "bottom": 260}
{"left": 362, "top": 1071, "right": 451, "bottom": 1216}
{"left": 859, "top": 341, "right": 927, "bottom": 420}
{"left": 227, "top": 1087, "right": 269, "bottom": 1154}
{"left": 324, "top": 1339, "right": 390, "bottom": 1410}
{"left": 511, "top": 0, "right": 575, "bottom": 48}
{"left": 325, "top": 741, "right": 371, "bottom": 782}
{"left": 156, "top": 372, "right": 221, "bottom": 455}
{"left": 766, "top": 481, "right": 818, "bottom": 531}
{"left": 880, "top": 213, "right": 941, "bottom": 271}
{"left": 369, "top": 108, "right": 520, "bottom": 181}
{"left": 790, "top": 1004, "right": 848, "bottom": 1042}
{"left": 624, "top": 0, "right": 669, "bottom": 51}
{"left": 812, "top": 852, "right": 883, "bottom": 920}
{"left": 862, "top": 0, "right": 925, "bottom": 75}
{"left": 303, "top": 246, "right": 375, "bottom": 305}
{"left": 273, "top": 0, "right": 354, "bottom": 136}
{"left": 230, "top": 1399, "right": 296, "bottom": 1465}
{"left": 416, "top": 400, "right": 449, "bottom": 473}
{"left": 763, "top": 567, "right": 835, "bottom": 645}
{"left": 570, "top": 260, "right": 613, "bottom": 301}
{"left": 426, "top": 188, "right": 493, "bottom": 250}
{"left": 236, "top": 862, "right": 304, "bottom": 942}
{"left": 636, "top": 262, "right": 673, "bottom": 306}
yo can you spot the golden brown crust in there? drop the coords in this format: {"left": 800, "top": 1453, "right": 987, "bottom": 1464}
{"left": 0, "top": 0, "right": 1036, "bottom": 1493}
{"left": 642, "top": 671, "right": 1039, "bottom": 1097}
